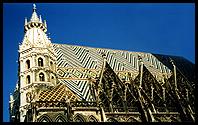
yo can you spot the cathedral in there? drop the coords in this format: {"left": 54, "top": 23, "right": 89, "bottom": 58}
{"left": 9, "top": 4, "right": 195, "bottom": 122}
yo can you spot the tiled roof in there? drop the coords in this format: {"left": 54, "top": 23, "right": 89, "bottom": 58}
{"left": 38, "top": 84, "right": 80, "bottom": 102}
{"left": 53, "top": 44, "right": 173, "bottom": 101}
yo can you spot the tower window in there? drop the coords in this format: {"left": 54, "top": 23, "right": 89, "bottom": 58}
{"left": 39, "top": 73, "right": 45, "bottom": 81}
{"left": 26, "top": 60, "right": 30, "bottom": 69}
{"left": 26, "top": 75, "right": 31, "bottom": 84}
{"left": 38, "top": 57, "right": 44, "bottom": 67}
{"left": 50, "top": 61, "right": 53, "bottom": 70}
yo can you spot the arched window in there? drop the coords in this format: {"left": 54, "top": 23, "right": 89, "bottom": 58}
{"left": 41, "top": 119, "right": 48, "bottom": 122}
{"left": 26, "top": 60, "right": 30, "bottom": 69}
{"left": 51, "top": 75, "right": 55, "bottom": 84}
{"left": 38, "top": 57, "right": 44, "bottom": 67}
{"left": 88, "top": 115, "right": 98, "bottom": 122}
{"left": 57, "top": 119, "right": 63, "bottom": 122}
{"left": 37, "top": 115, "right": 52, "bottom": 122}
{"left": 75, "top": 117, "right": 84, "bottom": 122}
{"left": 74, "top": 114, "right": 86, "bottom": 122}
{"left": 55, "top": 116, "right": 67, "bottom": 122}
{"left": 26, "top": 75, "right": 30, "bottom": 84}
{"left": 39, "top": 73, "right": 45, "bottom": 81}
{"left": 50, "top": 61, "right": 53, "bottom": 69}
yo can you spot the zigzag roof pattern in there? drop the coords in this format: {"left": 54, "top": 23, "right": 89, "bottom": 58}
{"left": 52, "top": 43, "right": 176, "bottom": 101}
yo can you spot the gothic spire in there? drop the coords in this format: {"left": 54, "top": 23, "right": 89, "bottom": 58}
{"left": 33, "top": 3, "right": 36, "bottom": 12}
{"left": 30, "top": 4, "right": 39, "bottom": 22}
{"left": 24, "top": 17, "right": 27, "bottom": 25}
{"left": 24, "top": 4, "right": 47, "bottom": 33}
{"left": 39, "top": 15, "right": 42, "bottom": 23}
{"left": 44, "top": 20, "right": 47, "bottom": 28}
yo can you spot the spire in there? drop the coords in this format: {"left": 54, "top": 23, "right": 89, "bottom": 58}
{"left": 10, "top": 93, "right": 14, "bottom": 101}
{"left": 44, "top": 20, "right": 47, "bottom": 28}
{"left": 33, "top": 4, "right": 36, "bottom": 12}
{"left": 24, "top": 4, "right": 47, "bottom": 33}
{"left": 39, "top": 15, "right": 42, "bottom": 23}
{"left": 30, "top": 4, "right": 39, "bottom": 22}
{"left": 25, "top": 17, "right": 27, "bottom": 25}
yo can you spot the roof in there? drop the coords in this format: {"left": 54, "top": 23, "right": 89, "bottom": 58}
{"left": 38, "top": 84, "right": 80, "bottom": 102}
{"left": 52, "top": 43, "right": 194, "bottom": 101}
{"left": 153, "top": 54, "right": 195, "bottom": 83}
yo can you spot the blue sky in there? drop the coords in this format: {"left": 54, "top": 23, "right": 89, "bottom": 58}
{"left": 3, "top": 3, "right": 195, "bottom": 122}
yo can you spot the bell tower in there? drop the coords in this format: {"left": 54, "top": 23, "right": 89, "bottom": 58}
{"left": 18, "top": 4, "right": 57, "bottom": 122}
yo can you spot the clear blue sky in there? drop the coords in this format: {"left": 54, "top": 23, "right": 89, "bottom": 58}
{"left": 3, "top": 3, "right": 195, "bottom": 122}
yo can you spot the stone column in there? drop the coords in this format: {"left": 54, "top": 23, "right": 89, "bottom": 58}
{"left": 32, "top": 54, "right": 35, "bottom": 67}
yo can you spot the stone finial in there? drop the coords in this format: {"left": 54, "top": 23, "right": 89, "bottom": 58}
{"left": 25, "top": 17, "right": 27, "bottom": 25}
{"left": 39, "top": 15, "right": 42, "bottom": 23}
{"left": 44, "top": 20, "right": 47, "bottom": 27}
{"left": 33, "top": 4, "right": 36, "bottom": 12}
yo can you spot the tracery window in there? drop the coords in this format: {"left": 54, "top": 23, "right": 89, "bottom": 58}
{"left": 38, "top": 57, "right": 44, "bottom": 67}
{"left": 74, "top": 114, "right": 86, "bottom": 122}
{"left": 89, "top": 116, "right": 98, "bottom": 122}
{"left": 55, "top": 116, "right": 66, "bottom": 122}
{"left": 39, "top": 73, "right": 45, "bottom": 81}
{"left": 26, "top": 75, "right": 30, "bottom": 84}
{"left": 75, "top": 117, "right": 84, "bottom": 122}
{"left": 26, "top": 60, "right": 30, "bottom": 69}
{"left": 38, "top": 116, "right": 52, "bottom": 122}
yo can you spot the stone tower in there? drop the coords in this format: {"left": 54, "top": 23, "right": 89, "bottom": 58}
{"left": 18, "top": 4, "right": 57, "bottom": 122}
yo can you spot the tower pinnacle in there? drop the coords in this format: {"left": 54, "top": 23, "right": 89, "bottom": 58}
{"left": 30, "top": 4, "right": 39, "bottom": 22}
{"left": 33, "top": 4, "right": 36, "bottom": 12}
{"left": 24, "top": 17, "right": 27, "bottom": 25}
{"left": 39, "top": 15, "right": 42, "bottom": 23}
{"left": 24, "top": 4, "right": 47, "bottom": 33}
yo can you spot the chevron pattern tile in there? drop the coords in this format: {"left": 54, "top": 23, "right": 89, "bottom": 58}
{"left": 53, "top": 44, "right": 172, "bottom": 101}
